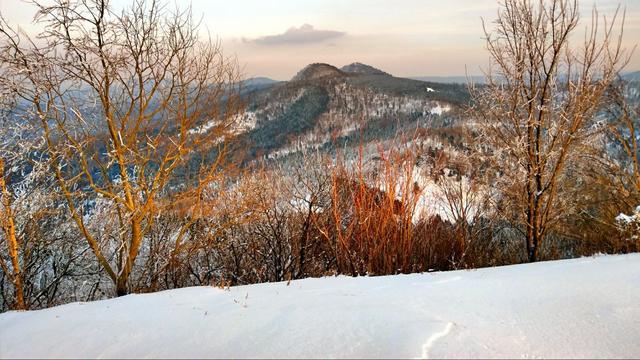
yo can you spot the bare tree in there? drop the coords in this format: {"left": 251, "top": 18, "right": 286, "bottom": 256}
{"left": 471, "top": 0, "right": 630, "bottom": 262}
{"left": 0, "top": 0, "right": 242, "bottom": 296}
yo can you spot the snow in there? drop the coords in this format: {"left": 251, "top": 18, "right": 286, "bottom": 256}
{"left": 1, "top": 254, "right": 640, "bottom": 358}
{"left": 429, "top": 104, "right": 451, "bottom": 115}
{"left": 616, "top": 205, "right": 640, "bottom": 224}
{"left": 188, "top": 112, "right": 257, "bottom": 136}
{"left": 617, "top": 213, "right": 635, "bottom": 224}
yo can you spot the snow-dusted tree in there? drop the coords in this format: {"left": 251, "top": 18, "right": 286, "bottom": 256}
{"left": 471, "top": 0, "right": 630, "bottom": 262}
{"left": 0, "top": 80, "right": 24, "bottom": 309}
{"left": 616, "top": 206, "right": 640, "bottom": 247}
{"left": 604, "top": 82, "right": 640, "bottom": 206}
{"left": 0, "top": 0, "right": 242, "bottom": 296}
{"left": 434, "top": 168, "right": 491, "bottom": 267}
{"left": 285, "top": 156, "right": 332, "bottom": 279}
{"left": 0, "top": 158, "right": 26, "bottom": 309}
{"left": 0, "top": 86, "right": 101, "bottom": 310}
{"left": 0, "top": 105, "right": 63, "bottom": 310}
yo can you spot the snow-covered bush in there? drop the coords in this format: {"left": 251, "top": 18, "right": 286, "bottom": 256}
{"left": 616, "top": 206, "right": 640, "bottom": 243}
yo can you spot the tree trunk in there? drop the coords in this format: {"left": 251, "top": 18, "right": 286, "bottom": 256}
{"left": 528, "top": 235, "right": 538, "bottom": 263}
{"left": 525, "top": 200, "right": 541, "bottom": 263}
{"left": 115, "top": 217, "right": 142, "bottom": 297}
{"left": 0, "top": 159, "right": 26, "bottom": 310}
{"left": 116, "top": 277, "right": 128, "bottom": 297}
{"left": 296, "top": 205, "right": 313, "bottom": 279}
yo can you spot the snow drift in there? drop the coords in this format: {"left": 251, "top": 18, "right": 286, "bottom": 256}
{"left": 1, "top": 254, "right": 639, "bottom": 359}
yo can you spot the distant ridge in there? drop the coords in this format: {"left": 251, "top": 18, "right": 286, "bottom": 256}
{"left": 409, "top": 75, "right": 486, "bottom": 84}
{"left": 410, "top": 71, "right": 640, "bottom": 84}
{"left": 622, "top": 71, "right": 640, "bottom": 82}
{"left": 242, "top": 77, "right": 280, "bottom": 87}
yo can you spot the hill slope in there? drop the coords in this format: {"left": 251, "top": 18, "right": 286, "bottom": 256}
{"left": 1, "top": 254, "right": 639, "bottom": 358}
{"left": 226, "top": 62, "right": 470, "bottom": 162}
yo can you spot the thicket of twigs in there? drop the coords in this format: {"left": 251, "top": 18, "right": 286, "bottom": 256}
{"left": 1, "top": 133, "right": 638, "bottom": 311}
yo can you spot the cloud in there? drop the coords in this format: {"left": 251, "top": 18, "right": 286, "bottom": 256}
{"left": 246, "top": 24, "right": 346, "bottom": 45}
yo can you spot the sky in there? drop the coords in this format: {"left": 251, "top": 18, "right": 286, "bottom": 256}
{"left": 1, "top": 0, "right": 638, "bottom": 80}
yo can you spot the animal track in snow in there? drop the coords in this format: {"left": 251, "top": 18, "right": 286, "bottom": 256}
{"left": 419, "top": 322, "right": 454, "bottom": 359}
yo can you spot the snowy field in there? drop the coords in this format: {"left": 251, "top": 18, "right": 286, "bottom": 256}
{"left": 1, "top": 254, "right": 639, "bottom": 359}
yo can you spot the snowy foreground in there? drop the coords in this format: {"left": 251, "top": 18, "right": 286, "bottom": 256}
{"left": 1, "top": 255, "right": 639, "bottom": 359}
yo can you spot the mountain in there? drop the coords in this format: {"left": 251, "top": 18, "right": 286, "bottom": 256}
{"left": 341, "top": 62, "right": 390, "bottom": 76}
{"left": 219, "top": 62, "right": 471, "bottom": 163}
{"left": 3, "top": 61, "right": 472, "bottom": 167}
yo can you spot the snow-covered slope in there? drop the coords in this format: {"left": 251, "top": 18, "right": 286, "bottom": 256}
{"left": 1, "top": 254, "right": 639, "bottom": 359}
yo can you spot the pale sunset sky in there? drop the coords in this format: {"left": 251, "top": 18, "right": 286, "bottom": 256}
{"left": 1, "top": 0, "right": 638, "bottom": 80}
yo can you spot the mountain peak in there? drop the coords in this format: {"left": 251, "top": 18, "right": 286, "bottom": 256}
{"left": 340, "top": 62, "right": 390, "bottom": 76}
{"left": 292, "top": 63, "right": 345, "bottom": 82}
